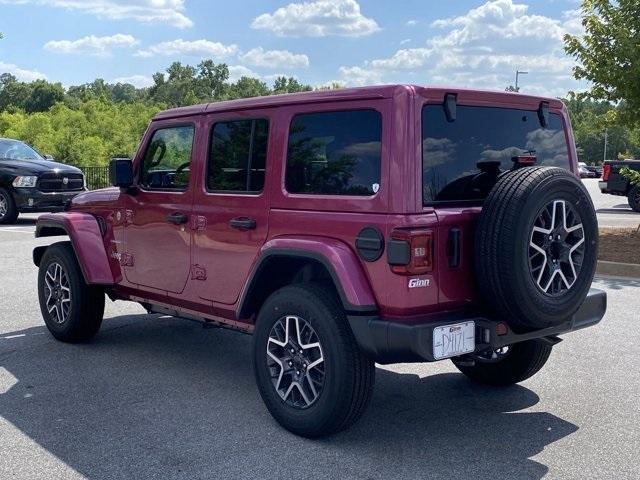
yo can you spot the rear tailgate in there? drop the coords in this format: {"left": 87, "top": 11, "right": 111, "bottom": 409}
{"left": 417, "top": 89, "right": 575, "bottom": 310}
{"left": 604, "top": 161, "right": 638, "bottom": 194}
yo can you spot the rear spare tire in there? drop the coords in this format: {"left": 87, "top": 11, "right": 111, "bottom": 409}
{"left": 475, "top": 166, "right": 598, "bottom": 331}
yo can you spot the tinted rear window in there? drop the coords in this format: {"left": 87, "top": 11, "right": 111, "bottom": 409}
{"left": 208, "top": 118, "right": 269, "bottom": 193}
{"left": 285, "top": 109, "right": 382, "bottom": 196}
{"left": 422, "top": 105, "right": 569, "bottom": 203}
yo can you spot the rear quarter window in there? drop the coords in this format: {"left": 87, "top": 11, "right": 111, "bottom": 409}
{"left": 285, "top": 109, "right": 382, "bottom": 196}
{"left": 422, "top": 105, "right": 569, "bottom": 203}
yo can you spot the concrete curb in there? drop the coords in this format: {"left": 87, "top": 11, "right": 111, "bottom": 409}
{"left": 596, "top": 260, "right": 640, "bottom": 279}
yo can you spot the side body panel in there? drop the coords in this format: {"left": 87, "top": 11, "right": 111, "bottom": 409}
{"left": 190, "top": 109, "right": 273, "bottom": 305}
{"left": 122, "top": 116, "right": 204, "bottom": 295}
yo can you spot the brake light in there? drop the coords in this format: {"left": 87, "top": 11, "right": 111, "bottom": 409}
{"left": 389, "top": 229, "right": 433, "bottom": 275}
{"left": 603, "top": 164, "right": 611, "bottom": 181}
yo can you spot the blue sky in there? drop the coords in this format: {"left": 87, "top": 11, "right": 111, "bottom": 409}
{"left": 0, "top": 0, "right": 587, "bottom": 96}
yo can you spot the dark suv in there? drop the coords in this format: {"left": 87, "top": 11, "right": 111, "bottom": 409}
{"left": 32, "top": 86, "right": 606, "bottom": 437}
{"left": 0, "top": 138, "right": 85, "bottom": 224}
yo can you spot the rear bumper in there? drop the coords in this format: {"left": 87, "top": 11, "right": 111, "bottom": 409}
{"left": 348, "top": 288, "right": 607, "bottom": 364}
{"left": 12, "top": 188, "right": 83, "bottom": 212}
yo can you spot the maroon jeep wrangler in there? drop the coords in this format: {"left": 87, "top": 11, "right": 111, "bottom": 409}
{"left": 33, "top": 85, "right": 606, "bottom": 437}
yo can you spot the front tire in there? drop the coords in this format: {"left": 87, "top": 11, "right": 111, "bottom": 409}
{"left": 253, "top": 283, "right": 375, "bottom": 438}
{"left": 628, "top": 185, "right": 640, "bottom": 213}
{"left": 0, "top": 188, "right": 18, "bottom": 224}
{"left": 38, "top": 242, "right": 105, "bottom": 342}
{"left": 452, "top": 340, "right": 552, "bottom": 386}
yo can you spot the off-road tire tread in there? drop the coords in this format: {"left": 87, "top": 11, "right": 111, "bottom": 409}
{"left": 253, "top": 283, "right": 375, "bottom": 438}
{"left": 628, "top": 185, "right": 640, "bottom": 213}
{"left": 0, "top": 188, "right": 19, "bottom": 224}
{"left": 38, "top": 242, "right": 104, "bottom": 342}
{"left": 475, "top": 166, "right": 597, "bottom": 330}
{"left": 453, "top": 339, "right": 552, "bottom": 386}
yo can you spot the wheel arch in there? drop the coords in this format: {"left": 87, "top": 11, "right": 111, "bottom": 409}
{"left": 34, "top": 213, "right": 115, "bottom": 285}
{"left": 237, "top": 238, "right": 378, "bottom": 320}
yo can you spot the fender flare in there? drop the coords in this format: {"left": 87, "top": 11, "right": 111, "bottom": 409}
{"left": 34, "top": 212, "right": 115, "bottom": 285}
{"left": 237, "top": 236, "right": 378, "bottom": 319}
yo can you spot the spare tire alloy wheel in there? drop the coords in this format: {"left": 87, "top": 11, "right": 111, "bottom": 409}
{"left": 475, "top": 167, "right": 598, "bottom": 331}
{"left": 43, "top": 262, "right": 72, "bottom": 324}
{"left": 267, "top": 315, "right": 325, "bottom": 409}
{"left": 529, "top": 199, "right": 585, "bottom": 295}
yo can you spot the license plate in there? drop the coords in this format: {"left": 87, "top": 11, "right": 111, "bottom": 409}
{"left": 432, "top": 321, "right": 475, "bottom": 360}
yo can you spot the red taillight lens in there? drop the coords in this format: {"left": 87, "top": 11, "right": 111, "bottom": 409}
{"left": 603, "top": 164, "right": 611, "bottom": 181}
{"left": 390, "top": 229, "right": 433, "bottom": 275}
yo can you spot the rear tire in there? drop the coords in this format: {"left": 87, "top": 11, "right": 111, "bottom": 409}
{"left": 628, "top": 185, "right": 640, "bottom": 213}
{"left": 0, "top": 188, "right": 18, "bottom": 224}
{"left": 253, "top": 283, "right": 375, "bottom": 438}
{"left": 452, "top": 340, "right": 552, "bottom": 386}
{"left": 38, "top": 242, "right": 105, "bottom": 342}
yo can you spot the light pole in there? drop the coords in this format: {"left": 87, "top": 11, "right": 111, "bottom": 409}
{"left": 603, "top": 128, "right": 608, "bottom": 162}
{"left": 515, "top": 69, "right": 528, "bottom": 92}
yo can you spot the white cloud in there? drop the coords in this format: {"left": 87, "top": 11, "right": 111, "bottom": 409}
{"left": 135, "top": 39, "right": 238, "bottom": 59}
{"left": 240, "top": 47, "right": 309, "bottom": 69}
{"left": 0, "top": 0, "right": 192, "bottom": 28}
{"left": 228, "top": 65, "right": 259, "bottom": 82}
{"left": 338, "top": 66, "right": 383, "bottom": 86}
{"left": 338, "top": 0, "right": 582, "bottom": 96}
{"left": 405, "top": 20, "right": 418, "bottom": 26}
{"left": 251, "top": 0, "right": 379, "bottom": 37}
{"left": 0, "top": 62, "right": 47, "bottom": 81}
{"left": 399, "top": 38, "right": 412, "bottom": 45}
{"left": 44, "top": 34, "right": 137, "bottom": 56}
{"left": 113, "top": 74, "right": 153, "bottom": 88}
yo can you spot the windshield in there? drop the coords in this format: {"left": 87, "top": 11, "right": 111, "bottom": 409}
{"left": 0, "top": 139, "right": 44, "bottom": 161}
{"left": 422, "top": 105, "right": 570, "bottom": 203}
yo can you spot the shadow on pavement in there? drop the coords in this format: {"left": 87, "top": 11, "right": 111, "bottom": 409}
{"left": 594, "top": 275, "right": 640, "bottom": 290}
{"left": 0, "top": 217, "right": 37, "bottom": 228}
{"left": 0, "top": 314, "right": 578, "bottom": 480}
{"left": 596, "top": 208, "right": 638, "bottom": 215}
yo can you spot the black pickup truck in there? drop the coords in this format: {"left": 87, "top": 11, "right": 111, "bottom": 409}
{"left": 0, "top": 138, "right": 85, "bottom": 224}
{"left": 599, "top": 160, "right": 640, "bottom": 212}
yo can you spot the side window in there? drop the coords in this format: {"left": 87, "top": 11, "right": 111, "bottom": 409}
{"left": 208, "top": 119, "right": 269, "bottom": 192}
{"left": 140, "top": 126, "right": 194, "bottom": 191}
{"left": 285, "top": 109, "right": 382, "bottom": 196}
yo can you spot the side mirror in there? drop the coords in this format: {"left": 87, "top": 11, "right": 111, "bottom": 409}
{"left": 44, "top": 154, "right": 54, "bottom": 161}
{"left": 109, "top": 158, "right": 133, "bottom": 188}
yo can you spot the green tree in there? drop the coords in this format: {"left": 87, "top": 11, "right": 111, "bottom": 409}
{"left": 226, "top": 77, "right": 270, "bottom": 100}
{"left": 564, "top": 0, "right": 640, "bottom": 126}
{"left": 273, "top": 76, "right": 312, "bottom": 95}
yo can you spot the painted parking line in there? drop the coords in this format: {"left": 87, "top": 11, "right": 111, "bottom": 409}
{"left": 0, "top": 227, "right": 35, "bottom": 234}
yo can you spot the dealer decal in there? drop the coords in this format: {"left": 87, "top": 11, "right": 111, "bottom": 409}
{"left": 408, "top": 278, "right": 430, "bottom": 288}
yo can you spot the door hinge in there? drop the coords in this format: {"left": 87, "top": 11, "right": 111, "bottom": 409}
{"left": 125, "top": 209, "right": 134, "bottom": 225}
{"left": 120, "top": 252, "right": 135, "bottom": 267}
{"left": 191, "top": 264, "right": 207, "bottom": 281}
{"left": 190, "top": 215, "right": 207, "bottom": 231}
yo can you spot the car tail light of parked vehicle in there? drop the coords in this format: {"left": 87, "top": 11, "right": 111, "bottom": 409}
{"left": 603, "top": 163, "right": 611, "bottom": 181}
{"left": 389, "top": 229, "right": 434, "bottom": 275}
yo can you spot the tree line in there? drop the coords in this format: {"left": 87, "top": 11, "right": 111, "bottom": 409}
{"left": 0, "top": 60, "right": 315, "bottom": 166}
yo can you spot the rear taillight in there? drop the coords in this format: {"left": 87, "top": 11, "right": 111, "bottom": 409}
{"left": 603, "top": 164, "right": 611, "bottom": 181}
{"left": 388, "top": 229, "right": 433, "bottom": 275}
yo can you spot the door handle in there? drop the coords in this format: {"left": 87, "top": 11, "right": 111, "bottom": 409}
{"left": 229, "top": 217, "right": 256, "bottom": 230}
{"left": 166, "top": 212, "right": 189, "bottom": 225}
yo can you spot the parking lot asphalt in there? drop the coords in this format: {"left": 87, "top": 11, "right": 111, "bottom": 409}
{"left": 0, "top": 209, "right": 639, "bottom": 480}
{"left": 583, "top": 178, "right": 640, "bottom": 228}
